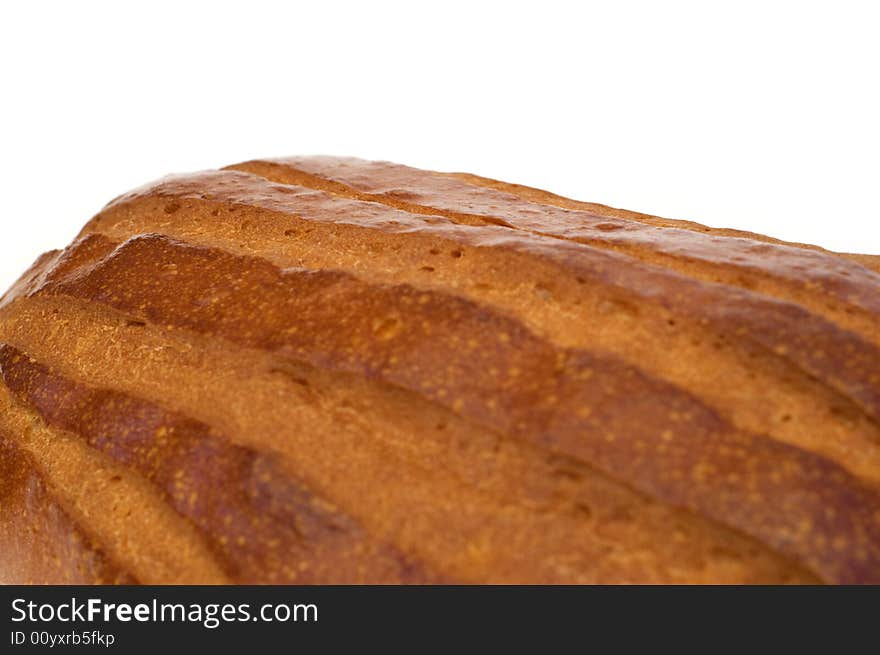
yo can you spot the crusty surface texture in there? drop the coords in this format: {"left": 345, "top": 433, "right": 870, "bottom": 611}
{"left": 1, "top": 156, "right": 878, "bottom": 584}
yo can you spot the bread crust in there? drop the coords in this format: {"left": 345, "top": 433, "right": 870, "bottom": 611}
{"left": 1, "top": 157, "right": 877, "bottom": 584}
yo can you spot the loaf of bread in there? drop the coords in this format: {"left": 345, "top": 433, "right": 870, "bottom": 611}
{"left": 1, "top": 157, "right": 879, "bottom": 585}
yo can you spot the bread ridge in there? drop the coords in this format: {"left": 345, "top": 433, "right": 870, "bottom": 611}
{"left": 1, "top": 156, "right": 878, "bottom": 584}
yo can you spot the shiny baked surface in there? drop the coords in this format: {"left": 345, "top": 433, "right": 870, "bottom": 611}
{"left": 1, "top": 157, "right": 878, "bottom": 584}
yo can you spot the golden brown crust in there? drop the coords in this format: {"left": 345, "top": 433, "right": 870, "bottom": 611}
{"left": 1, "top": 155, "right": 878, "bottom": 584}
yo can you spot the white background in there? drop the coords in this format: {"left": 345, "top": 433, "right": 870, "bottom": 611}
{"left": 2, "top": 1, "right": 878, "bottom": 292}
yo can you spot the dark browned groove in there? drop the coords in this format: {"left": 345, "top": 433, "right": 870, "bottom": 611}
{"left": 25, "top": 232, "right": 880, "bottom": 583}
{"left": 0, "top": 344, "right": 432, "bottom": 584}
